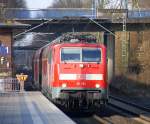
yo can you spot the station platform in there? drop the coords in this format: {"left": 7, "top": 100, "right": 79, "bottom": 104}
{"left": 0, "top": 91, "right": 75, "bottom": 124}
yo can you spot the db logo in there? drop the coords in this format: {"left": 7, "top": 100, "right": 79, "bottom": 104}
{"left": 77, "top": 74, "right": 86, "bottom": 80}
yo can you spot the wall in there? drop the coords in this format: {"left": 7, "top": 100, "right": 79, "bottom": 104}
{"left": 112, "top": 30, "right": 150, "bottom": 96}
{"left": 0, "top": 29, "right": 12, "bottom": 77}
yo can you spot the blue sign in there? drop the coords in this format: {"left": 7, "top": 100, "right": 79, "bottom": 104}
{"left": 0, "top": 45, "right": 8, "bottom": 56}
{"left": 128, "top": 10, "right": 150, "bottom": 18}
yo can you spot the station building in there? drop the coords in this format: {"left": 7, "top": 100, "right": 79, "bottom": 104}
{"left": 0, "top": 21, "right": 29, "bottom": 78}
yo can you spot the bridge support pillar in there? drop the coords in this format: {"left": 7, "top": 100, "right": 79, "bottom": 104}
{"left": 104, "top": 32, "right": 115, "bottom": 84}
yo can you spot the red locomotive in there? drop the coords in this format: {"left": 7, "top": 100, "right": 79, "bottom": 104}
{"left": 33, "top": 33, "right": 108, "bottom": 109}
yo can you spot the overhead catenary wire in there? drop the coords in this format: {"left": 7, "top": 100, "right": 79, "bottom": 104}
{"left": 13, "top": 10, "right": 121, "bottom": 40}
{"left": 136, "top": 0, "right": 141, "bottom": 17}
{"left": 13, "top": 19, "right": 53, "bottom": 39}
{"left": 132, "top": 0, "right": 141, "bottom": 17}
{"left": 88, "top": 17, "right": 116, "bottom": 37}
{"left": 84, "top": 1, "right": 122, "bottom": 37}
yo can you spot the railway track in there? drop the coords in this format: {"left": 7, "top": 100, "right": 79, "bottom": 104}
{"left": 70, "top": 95, "right": 150, "bottom": 124}
{"left": 110, "top": 95, "right": 150, "bottom": 112}
{"left": 108, "top": 95, "right": 150, "bottom": 124}
{"left": 46, "top": 92, "right": 150, "bottom": 124}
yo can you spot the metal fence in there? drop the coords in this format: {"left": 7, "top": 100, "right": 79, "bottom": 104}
{"left": 0, "top": 78, "right": 20, "bottom": 92}
{"left": 4, "top": 8, "right": 93, "bottom": 19}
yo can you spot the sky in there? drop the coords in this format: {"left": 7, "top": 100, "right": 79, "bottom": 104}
{"left": 25, "top": 0, "right": 53, "bottom": 9}
{"left": 25, "top": 0, "right": 130, "bottom": 9}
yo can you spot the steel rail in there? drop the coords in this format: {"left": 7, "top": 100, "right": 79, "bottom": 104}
{"left": 93, "top": 114, "right": 114, "bottom": 124}
{"left": 109, "top": 95, "right": 150, "bottom": 112}
{"left": 109, "top": 95, "right": 150, "bottom": 123}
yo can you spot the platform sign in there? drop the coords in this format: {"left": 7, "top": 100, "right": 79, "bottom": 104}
{"left": 16, "top": 74, "right": 28, "bottom": 82}
{"left": 0, "top": 45, "right": 8, "bottom": 56}
{"left": 16, "top": 73, "right": 28, "bottom": 91}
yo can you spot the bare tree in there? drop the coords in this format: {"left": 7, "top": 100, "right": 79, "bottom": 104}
{"left": 0, "top": 0, "right": 26, "bottom": 20}
{"left": 138, "top": 0, "right": 150, "bottom": 9}
{"left": 52, "top": 0, "right": 92, "bottom": 8}
{"left": 130, "top": 0, "right": 150, "bottom": 9}
{"left": 52, "top": 0, "right": 150, "bottom": 9}
{"left": 0, "top": 0, "right": 26, "bottom": 8}
{"left": 98, "top": 0, "right": 111, "bottom": 9}
{"left": 98, "top": 0, "right": 150, "bottom": 9}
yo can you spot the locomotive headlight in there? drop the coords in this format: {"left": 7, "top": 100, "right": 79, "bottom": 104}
{"left": 79, "top": 64, "right": 84, "bottom": 68}
{"left": 62, "top": 83, "right": 67, "bottom": 88}
{"left": 95, "top": 84, "right": 100, "bottom": 88}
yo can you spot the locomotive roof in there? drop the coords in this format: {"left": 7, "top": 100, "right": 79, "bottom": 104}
{"left": 59, "top": 33, "right": 97, "bottom": 43}
{"left": 37, "top": 33, "right": 98, "bottom": 51}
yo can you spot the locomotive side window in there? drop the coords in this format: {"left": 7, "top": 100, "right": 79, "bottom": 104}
{"left": 48, "top": 50, "right": 52, "bottom": 63}
{"left": 82, "top": 48, "right": 101, "bottom": 62}
{"left": 61, "top": 48, "right": 80, "bottom": 62}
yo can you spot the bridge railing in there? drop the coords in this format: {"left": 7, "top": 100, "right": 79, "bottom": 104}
{"left": 4, "top": 8, "right": 94, "bottom": 19}
{"left": 2, "top": 8, "right": 150, "bottom": 20}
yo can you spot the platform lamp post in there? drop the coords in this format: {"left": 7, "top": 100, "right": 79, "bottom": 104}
{"left": 16, "top": 73, "right": 28, "bottom": 92}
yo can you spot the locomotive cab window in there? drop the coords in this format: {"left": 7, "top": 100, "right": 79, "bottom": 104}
{"left": 82, "top": 48, "right": 101, "bottom": 62}
{"left": 61, "top": 47, "right": 101, "bottom": 63}
{"left": 61, "top": 48, "right": 80, "bottom": 62}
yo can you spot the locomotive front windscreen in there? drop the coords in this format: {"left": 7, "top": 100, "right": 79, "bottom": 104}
{"left": 61, "top": 48, "right": 101, "bottom": 62}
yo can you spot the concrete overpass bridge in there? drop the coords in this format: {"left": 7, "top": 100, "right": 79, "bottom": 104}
{"left": 1, "top": 8, "right": 150, "bottom": 85}
{"left": 3, "top": 8, "right": 150, "bottom": 34}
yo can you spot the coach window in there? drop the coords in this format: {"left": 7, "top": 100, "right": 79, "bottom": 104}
{"left": 61, "top": 48, "right": 80, "bottom": 62}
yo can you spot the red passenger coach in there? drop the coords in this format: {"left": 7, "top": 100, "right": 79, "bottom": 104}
{"left": 33, "top": 33, "right": 108, "bottom": 109}
{"left": 33, "top": 48, "right": 43, "bottom": 90}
